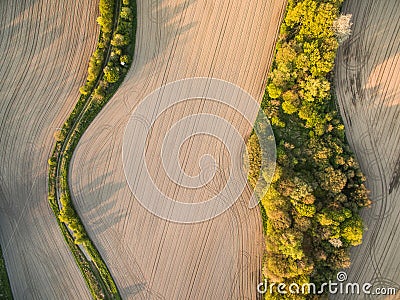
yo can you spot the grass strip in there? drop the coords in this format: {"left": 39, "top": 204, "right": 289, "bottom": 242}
{"left": 0, "top": 245, "right": 13, "bottom": 300}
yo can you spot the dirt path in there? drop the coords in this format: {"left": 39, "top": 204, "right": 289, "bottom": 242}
{"left": 0, "top": 0, "right": 99, "bottom": 298}
{"left": 334, "top": 0, "right": 400, "bottom": 298}
{"left": 70, "top": 0, "right": 287, "bottom": 299}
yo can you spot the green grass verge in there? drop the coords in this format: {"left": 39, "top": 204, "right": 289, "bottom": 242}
{"left": 0, "top": 245, "right": 13, "bottom": 300}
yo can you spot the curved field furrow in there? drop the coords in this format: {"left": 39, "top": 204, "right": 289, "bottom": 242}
{"left": 0, "top": 0, "right": 99, "bottom": 298}
{"left": 334, "top": 0, "right": 400, "bottom": 298}
{"left": 71, "top": 0, "right": 286, "bottom": 299}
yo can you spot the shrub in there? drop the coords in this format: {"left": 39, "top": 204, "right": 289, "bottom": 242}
{"left": 53, "top": 129, "right": 64, "bottom": 142}
{"left": 121, "top": 7, "right": 133, "bottom": 20}
{"left": 104, "top": 66, "right": 120, "bottom": 83}
{"left": 267, "top": 83, "right": 282, "bottom": 99}
{"left": 111, "top": 33, "right": 130, "bottom": 47}
{"left": 120, "top": 54, "right": 130, "bottom": 65}
{"left": 333, "top": 14, "right": 353, "bottom": 44}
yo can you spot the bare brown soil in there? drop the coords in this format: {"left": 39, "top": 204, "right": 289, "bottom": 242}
{"left": 0, "top": 0, "right": 99, "bottom": 298}
{"left": 70, "top": 0, "right": 287, "bottom": 299}
{"left": 334, "top": 0, "right": 400, "bottom": 298}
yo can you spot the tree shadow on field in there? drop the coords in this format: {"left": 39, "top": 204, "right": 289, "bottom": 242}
{"left": 72, "top": 170, "right": 126, "bottom": 235}
{"left": 0, "top": 0, "right": 39, "bottom": 31}
{"left": 0, "top": 0, "right": 97, "bottom": 102}
{"left": 0, "top": 0, "right": 70, "bottom": 54}
{"left": 0, "top": 141, "right": 46, "bottom": 232}
{"left": 119, "top": 282, "right": 166, "bottom": 300}
{"left": 73, "top": 169, "right": 168, "bottom": 299}
{"left": 127, "top": 0, "right": 198, "bottom": 80}
{"left": 335, "top": 0, "right": 400, "bottom": 204}
{"left": 333, "top": 0, "right": 400, "bottom": 297}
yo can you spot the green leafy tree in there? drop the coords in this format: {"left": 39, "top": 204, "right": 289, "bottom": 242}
{"left": 340, "top": 215, "right": 363, "bottom": 246}
{"left": 104, "top": 66, "right": 120, "bottom": 83}
{"left": 268, "top": 83, "right": 283, "bottom": 99}
{"left": 120, "top": 7, "right": 133, "bottom": 20}
{"left": 111, "top": 33, "right": 130, "bottom": 47}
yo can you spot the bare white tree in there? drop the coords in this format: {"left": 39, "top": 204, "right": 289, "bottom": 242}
{"left": 329, "top": 238, "right": 343, "bottom": 248}
{"left": 333, "top": 14, "right": 353, "bottom": 44}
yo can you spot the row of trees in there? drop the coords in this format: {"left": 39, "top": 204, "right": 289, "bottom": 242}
{"left": 91, "top": 1, "right": 135, "bottom": 102}
{"left": 58, "top": 0, "right": 137, "bottom": 245}
{"left": 248, "top": 0, "right": 371, "bottom": 298}
{"left": 80, "top": 0, "right": 135, "bottom": 101}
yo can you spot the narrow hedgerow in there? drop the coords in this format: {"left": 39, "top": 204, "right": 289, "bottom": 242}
{"left": 48, "top": 0, "right": 137, "bottom": 298}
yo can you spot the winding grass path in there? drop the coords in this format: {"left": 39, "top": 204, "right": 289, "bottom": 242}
{"left": 47, "top": 0, "right": 136, "bottom": 298}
